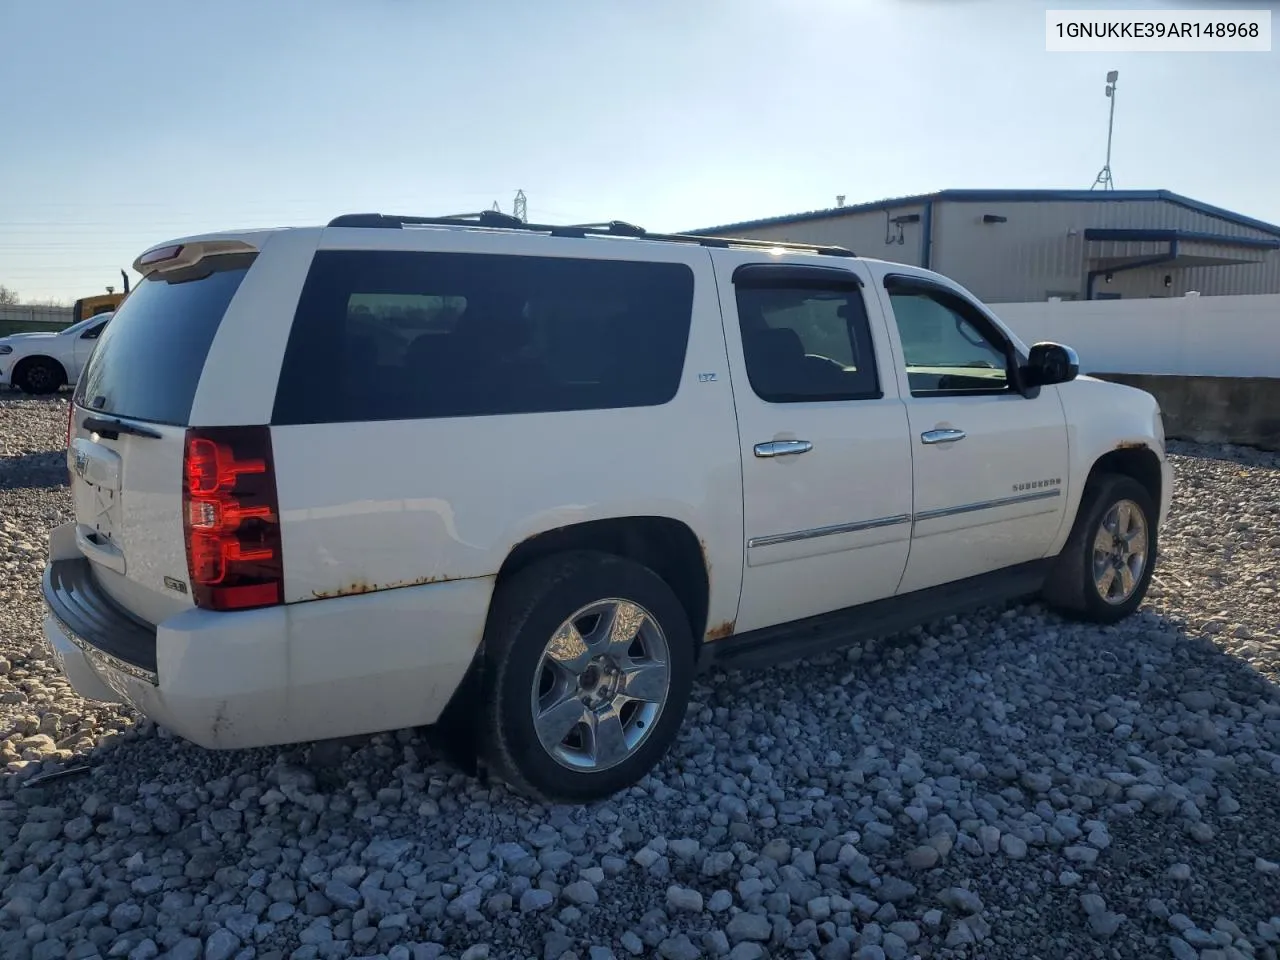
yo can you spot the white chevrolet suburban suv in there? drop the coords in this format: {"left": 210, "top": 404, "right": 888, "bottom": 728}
{"left": 43, "top": 211, "right": 1172, "bottom": 804}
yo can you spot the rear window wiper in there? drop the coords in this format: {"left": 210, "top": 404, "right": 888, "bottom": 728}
{"left": 81, "top": 416, "right": 163, "bottom": 441}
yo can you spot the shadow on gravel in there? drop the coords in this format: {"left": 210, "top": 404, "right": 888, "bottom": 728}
{"left": 0, "top": 450, "right": 68, "bottom": 491}
{"left": 4, "top": 602, "right": 1278, "bottom": 959}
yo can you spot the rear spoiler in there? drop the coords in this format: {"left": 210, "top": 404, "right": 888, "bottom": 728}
{"left": 132, "top": 239, "right": 259, "bottom": 277}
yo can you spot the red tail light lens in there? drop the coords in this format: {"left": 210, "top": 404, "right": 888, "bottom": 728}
{"left": 182, "top": 426, "right": 283, "bottom": 611}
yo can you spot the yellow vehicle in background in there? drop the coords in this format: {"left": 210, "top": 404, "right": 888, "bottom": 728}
{"left": 71, "top": 270, "right": 132, "bottom": 324}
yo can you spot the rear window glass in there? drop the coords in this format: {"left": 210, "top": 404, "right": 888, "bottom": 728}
{"left": 272, "top": 250, "right": 696, "bottom": 425}
{"left": 75, "top": 254, "right": 254, "bottom": 425}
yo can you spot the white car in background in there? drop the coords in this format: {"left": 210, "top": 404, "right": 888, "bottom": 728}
{"left": 0, "top": 312, "right": 113, "bottom": 394}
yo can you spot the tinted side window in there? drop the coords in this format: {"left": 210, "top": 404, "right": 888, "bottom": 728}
{"left": 272, "top": 251, "right": 695, "bottom": 425}
{"left": 75, "top": 254, "right": 254, "bottom": 425}
{"left": 886, "top": 286, "right": 1011, "bottom": 396}
{"left": 735, "top": 283, "right": 880, "bottom": 403}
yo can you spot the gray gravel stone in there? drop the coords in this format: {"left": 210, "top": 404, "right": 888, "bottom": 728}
{"left": 726, "top": 913, "right": 772, "bottom": 943}
{"left": 520, "top": 889, "right": 554, "bottom": 913}
{"left": 1089, "top": 912, "right": 1124, "bottom": 938}
{"left": 708, "top": 890, "right": 733, "bottom": 913}
{"left": 938, "top": 887, "right": 983, "bottom": 915}
{"left": 323, "top": 880, "right": 361, "bottom": 911}
{"left": 904, "top": 846, "right": 939, "bottom": 870}
{"left": 876, "top": 878, "right": 916, "bottom": 904}
{"left": 2, "top": 405, "right": 1279, "bottom": 960}
{"left": 561, "top": 880, "right": 599, "bottom": 907}
{"left": 1000, "top": 834, "right": 1028, "bottom": 859}
{"left": 665, "top": 886, "right": 703, "bottom": 913}
{"left": 205, "top": 930, "right": 242, "bottom": 960}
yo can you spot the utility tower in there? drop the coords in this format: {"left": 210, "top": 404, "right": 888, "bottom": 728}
{"left": 513, "top": 189, "right": 527, "bottom": 223}
{"left": 1091, "top": 70, "right": 1118, "bottom": 191}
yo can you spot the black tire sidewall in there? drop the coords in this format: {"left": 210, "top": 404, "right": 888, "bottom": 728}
{"left": 486, "top": 553, "right": 696, "bottom": 803}
{"left": 1074, "top": 475, "right": 1158, "bottom": 621}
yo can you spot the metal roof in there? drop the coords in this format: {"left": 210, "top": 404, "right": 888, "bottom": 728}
{"left": 688, "top": 189, "right": 1280, "bottom": 240}
{"left": 1082, "top": 228, "right": 1280, "bottom": 250}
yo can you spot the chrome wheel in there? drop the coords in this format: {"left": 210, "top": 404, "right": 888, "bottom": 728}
{"left": 530, "top": 598, "right": 671, "bottom": 772}
{"left": 1092, "top": 498, "right": 1148, "bottom": 605}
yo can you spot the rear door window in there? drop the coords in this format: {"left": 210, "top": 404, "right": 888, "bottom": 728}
{"left": 735, "top": 282, "right": 880, "bottom": 403}
{"left": 75, "top": 254, "right": 255, "bottom": 424}
{"left": 272, "top": 250, "right": 696, "bottom": 425}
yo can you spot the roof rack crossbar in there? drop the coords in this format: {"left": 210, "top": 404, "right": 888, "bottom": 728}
{"left": 324, "top": 213, "right": 855, "bottom": 257}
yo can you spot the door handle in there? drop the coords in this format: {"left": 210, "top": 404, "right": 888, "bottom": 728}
{"left": 754, "top": 440, "right": 813, "bottom": 458}
{"left": 921, "top": 428, "right": 966, "bottom": 445}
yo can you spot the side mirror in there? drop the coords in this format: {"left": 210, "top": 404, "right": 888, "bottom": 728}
{"left": 1023, "top": 341, "right": 1079, "bottom": 387}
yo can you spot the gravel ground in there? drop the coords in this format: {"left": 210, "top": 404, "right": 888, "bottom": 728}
{"left": 1, "top": 392, "right": 1278, "bottom": 960}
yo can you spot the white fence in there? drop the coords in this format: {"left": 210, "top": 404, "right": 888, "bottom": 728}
{"left": 0, "top": 304, "right": 73, "bottom": 328}
{"left": 993, "top": 293, "right": 1280, "bottom": 380}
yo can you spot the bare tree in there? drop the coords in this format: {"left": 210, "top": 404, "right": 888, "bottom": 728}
{"left": 0, "top": 284, "right": 20, "bottom": 305}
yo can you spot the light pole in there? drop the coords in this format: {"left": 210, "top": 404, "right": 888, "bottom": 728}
{"left": 1091, "top": 70, "right": 1118, "bottom": 190}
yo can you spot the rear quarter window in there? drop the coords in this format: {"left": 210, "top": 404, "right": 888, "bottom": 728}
{"left": 75, "top": 253, "right": 255, "bottom": 424}
{"left": 271, "top": 250, "right": 696, "bottom": 425}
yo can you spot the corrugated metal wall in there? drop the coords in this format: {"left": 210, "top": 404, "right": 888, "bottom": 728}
{"left": 705, "top": 198, "right": 1280, "bottom": 303}
{"left": 933, "top": 198, "right": 1280, "bottom": 302}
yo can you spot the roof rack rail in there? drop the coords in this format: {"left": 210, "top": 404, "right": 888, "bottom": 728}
{"left": 324, "top": 212, "right": 856, "bottom": 258}
{"left": 328, "top": 210, "right": 527, "bottom": 230}
{"left": 568, "top": 220, "right": 648, "bottom": 238}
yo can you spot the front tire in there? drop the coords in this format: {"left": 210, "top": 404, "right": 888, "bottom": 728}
{"left": 1043, "top": 473, "right": 1158, "bottom": 623}
{"left": 15, "top": 357, "right": 65, "bottom": 395}
{"left": 480, "top": 551, "right": 695, "bottom": 803}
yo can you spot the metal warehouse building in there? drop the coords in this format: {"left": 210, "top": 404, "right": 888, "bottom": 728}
{"left": 690, "top": 189, "right": 1280, "bottom": 303}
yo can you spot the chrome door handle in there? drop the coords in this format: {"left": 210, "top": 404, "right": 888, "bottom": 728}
{"left": 921, "top": 428, "right": 966, "bottom": 445}
{"left": 754, "top": 440, "right": 813, "bottom": 458}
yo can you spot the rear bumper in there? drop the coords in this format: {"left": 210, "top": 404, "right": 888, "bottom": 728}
{"left": 42, "top": 542, "right": 492, "bottom": 750}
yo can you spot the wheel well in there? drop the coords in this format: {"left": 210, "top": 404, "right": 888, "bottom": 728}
{"left": 1086, "top": 446, "right": 1163, "bottom": 506}
{"left": 498, "top": 517, "right": 710, "bottom": 644}
{"left": 13, "top": 355, "right": 67, "bottom": 382}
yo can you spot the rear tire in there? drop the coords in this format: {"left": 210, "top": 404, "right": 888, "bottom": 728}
{"left": 1043, "top": 473, "right": 1157, "bottom": 623}
{"left": 480, "top": 550, "right": 695, "bottom": 803}
{"left": 15, "top": 357, "right": 65, "bottom": 395}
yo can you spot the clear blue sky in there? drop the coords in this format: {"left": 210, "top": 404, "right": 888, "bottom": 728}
{"left": 2, "top": 0, "right": 1277, "bottom": 301}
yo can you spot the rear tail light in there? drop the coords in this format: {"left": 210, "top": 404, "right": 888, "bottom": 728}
{"left": 65, "top": 401, "right": 74, "bottom": 448}
{"left": 182, "top": 426, "right": 284, "bottom": 611}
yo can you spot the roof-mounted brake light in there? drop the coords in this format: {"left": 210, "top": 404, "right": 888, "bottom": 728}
{"left": 137, "top": 245, "right": 184, "bottom": 267}
{"left": 132, "top": 239, "right": 259, "bottom": 276}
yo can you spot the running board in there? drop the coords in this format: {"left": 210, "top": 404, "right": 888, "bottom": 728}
{"left": 704, "top": 559, "right": 1053, "bottom": 673}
